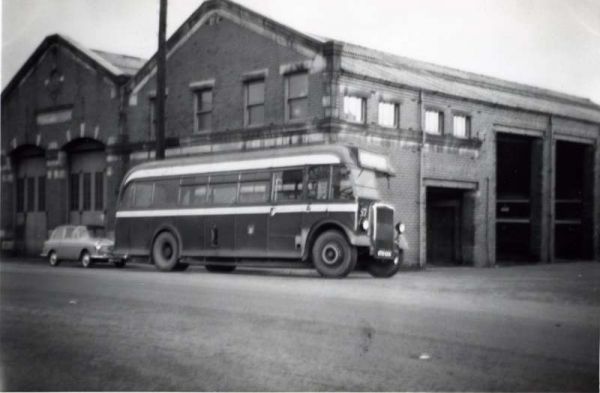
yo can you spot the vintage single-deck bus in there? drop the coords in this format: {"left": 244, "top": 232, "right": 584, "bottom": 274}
{"left": 114, "top": 145, "right": 405, "bottom": 278}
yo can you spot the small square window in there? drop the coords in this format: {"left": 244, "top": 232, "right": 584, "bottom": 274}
{"left": 425, "top": 110, "right": 443, "bottom": 134}
{"left": 344, "top": 96, "right": 365, "bottom": 123}
{"left": 453, "top": 114, "right": 470, "bottom": 139}
{"left": 378, "top": 102, "right": 399, "bottom": 128}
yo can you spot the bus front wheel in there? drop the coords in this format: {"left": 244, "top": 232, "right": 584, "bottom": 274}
{"left": 312, "top": 230, "right": 357, "bottom": 278}
{"left": 152, "top": 232, "right": 180, "bottom": 271}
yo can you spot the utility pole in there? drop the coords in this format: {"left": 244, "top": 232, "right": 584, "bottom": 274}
{"left": 156, "top": 0, "right": 167, "bottom": 160}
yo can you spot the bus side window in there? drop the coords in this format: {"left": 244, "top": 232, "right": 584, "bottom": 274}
{"left": 307, "top": 165, "right": 330, "bottom": 201}
{"left": 208, "top": 174, "right": 239, "bottom": 205}
{"left": 153, "top": 179, "right": 179, "bottom": 207}
{"left": 331, "top": 166, "right": 354, "bottom": 200}
{"left": 273, "top": 169, "right": 303, "bottom": 202}
{"left": 180, "top": 176, "right": 209, "bottom": 206}
{"left": 133, "top": 182, "right": 154, "bottom": 208}
{"left": 239, "top": 172, "right": 271, "bottom": 204}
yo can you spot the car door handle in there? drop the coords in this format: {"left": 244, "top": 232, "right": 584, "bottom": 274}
{"left": 270, "top": 207, "right": 277, "bottom": 216}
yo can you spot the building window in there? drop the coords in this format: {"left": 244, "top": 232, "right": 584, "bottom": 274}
{"left": 26, "top": 177, "right": 35, "bottom": 212}
{"left": 245, "top": 79, "right": 265, "bottom": 126}
{"left": 82, "top": 173, "right": 91, "bottom": 211}
{"left": 194, "top": 89, "right": 213, "bottom": 132}
{"left": 70, "top": 173, "right": 79, "bottom": 211}
{"left": 16, "top": 178, "right": 24, "bottom": 212}
{"left": 453, "top": 114, "right": 470, "bottom": 139}
{"left": 36, "top": 108, "right": 72, "bottom": 126}
{"left": 94, "top": 171, "right": 104, "bottom": 211}
{"left": 343, "top": 95, "right": 366, "bottom": 123}
{"left": 149, "top": 97, "right": 156, "bottom": 140}
{"left": 378, "top": 102, "right": 399, "bottom": 128}
{"left": 37, "top": 176, "right": 45, "bottom": 212}
{"left": 425, "top": 109, "right": 443, "bottom": 134}
{"left": 286, "top": 72, "right": 308, "bottom": 121}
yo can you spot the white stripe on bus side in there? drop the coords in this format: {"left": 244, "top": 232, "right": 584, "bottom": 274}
{"left": 126, "top": 154, "right": 342, "bottom": 183}
{"left": 115, "top": 203, "right": 357, "bottom": 218}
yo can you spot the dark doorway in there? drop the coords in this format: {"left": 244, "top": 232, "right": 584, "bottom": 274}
{"left": 496, "top": 133, "right": 542, "bottom": 262}
{"left": 426, "top": 187, "right": 466, "bottom": 266}
{"left": 554, "top": 141, "right": 594, "bottom": 260}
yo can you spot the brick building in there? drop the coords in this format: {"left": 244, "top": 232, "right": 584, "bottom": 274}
{"left": 2, "top": 0, "right": 600, "bottom": 265}
{"left": 1, "top": 34, "right": 145, "bottom": 255}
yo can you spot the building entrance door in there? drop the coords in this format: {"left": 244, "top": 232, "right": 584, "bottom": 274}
{"left": 15, "top": 151, "right": 47, "bottom": 256}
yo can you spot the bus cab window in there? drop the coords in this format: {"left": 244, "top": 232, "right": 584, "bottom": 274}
{"left": 331, "top": 166, "right": 354, "bottom": 200}
{"left": 273, "top": 169, "right": 303, "bottom": 201}
{"left": 307, "top": 165, "right": 330, "bottom": 200}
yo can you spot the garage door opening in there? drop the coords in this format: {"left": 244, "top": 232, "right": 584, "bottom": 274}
{"left": 426, "top": 187, "right": 475, "bottom": 266}
{"left": 554, "top": 141, "right": 594, "bottom": 260}
{"left": 496, "top": 133, "right": 542, "bottom": 262}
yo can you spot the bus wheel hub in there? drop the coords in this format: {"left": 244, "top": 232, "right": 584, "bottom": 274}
{"left": 322, "top": 244, "right": 341, "bottom": 265}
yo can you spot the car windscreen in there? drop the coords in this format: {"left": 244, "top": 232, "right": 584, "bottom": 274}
{"left": 87, "top": 227, "right": 106, "bottom": 238}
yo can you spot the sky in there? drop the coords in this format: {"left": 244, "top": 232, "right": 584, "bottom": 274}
{"left": 2, "top": 0, "right": 600, "bottom": 104}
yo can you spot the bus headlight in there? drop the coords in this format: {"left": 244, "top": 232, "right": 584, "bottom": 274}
{"left": 360, "top": 218, "right": 370, "bottom": 231}
{"left": 396, "top": 222, "right": 405, "bottom": 234}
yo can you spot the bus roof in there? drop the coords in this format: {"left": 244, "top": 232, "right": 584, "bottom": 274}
{"left": 123, "top": 144, "right": 395, "bottom": 184}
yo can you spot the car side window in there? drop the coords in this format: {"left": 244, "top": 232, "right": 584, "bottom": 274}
{"left": 51, "top": 227, "right": 64, "bottom": 240}
{"left": 64, "top": 227, "right": 75, "bottom": 239}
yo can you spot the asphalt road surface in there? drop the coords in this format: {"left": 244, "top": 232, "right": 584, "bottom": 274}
{"left": 1, "top": 259, "right": 598, "bottom": 391}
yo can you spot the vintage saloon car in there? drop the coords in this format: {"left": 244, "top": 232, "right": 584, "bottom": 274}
{"left": 41, "top": 225, "right": 124, "bottom": 268}
{"left": 114, "top": 145, "right": 405, "bottom": 278}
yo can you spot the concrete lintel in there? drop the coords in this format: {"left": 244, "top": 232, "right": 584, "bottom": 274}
{"left": 423, "top": 178, "right": 478, "bottom": 190}
{"left": 494, "top": 124, "right": 544, "bottom": 138}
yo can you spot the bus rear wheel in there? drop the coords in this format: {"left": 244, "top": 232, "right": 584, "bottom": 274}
{"left": 152, "top": 232, "right": 180, "bottom": 271}
{"left": 206, "top": 265, "right": 236, "bottom": 273}
{"left": 312, "top": 230, "right": 356, "bottom": 278}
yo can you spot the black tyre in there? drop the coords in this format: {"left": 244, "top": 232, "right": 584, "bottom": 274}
{"left": 113, "top": 259, "right": 126, "bottom": 268}
{"left": 174, "top": 262, "right": 190, "bottom": 272}
{"left": 152, "top": 231, "right": 180, "bottom": 271}
{"left": 205, "top": 265, "right": 236, "bottom": 273}
{"left": 367, "top": 250, "right": 403, "bottom": 278}
{"left": 312, "top": 230, "right": 357, "bottom": 278}
{"left": 367, "top": 259, "right": 401, "bottom": 278}
{"left": 48, "top": 251, "right": 60, "bottom": 267}
{"left": 80, "top": 250, "right": 92, "bottom": 268}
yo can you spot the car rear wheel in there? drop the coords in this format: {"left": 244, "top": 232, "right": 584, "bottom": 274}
{"left": 152, "top": 231, "right": 180, "bottom": 272}
{"left": 312, "top": 230, "right": 356, "bottom": 278}
{"left": 48, "top": 251, "right": 60, "bottom": 267}
{"left": 205, "top": 265, "right": 236, "bottom": 273}
{"left": 80, "top": 251, "right": 92, "bottom": 268}
{"left": 113, "top": 259, "right": 126, "bottom": 268}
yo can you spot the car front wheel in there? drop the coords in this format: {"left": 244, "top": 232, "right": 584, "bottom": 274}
{"left": 80, "top": 251, "right": 92, "bottom": 268}
{"left": 48, "top": 251, "right": 60, "bottom": 267}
